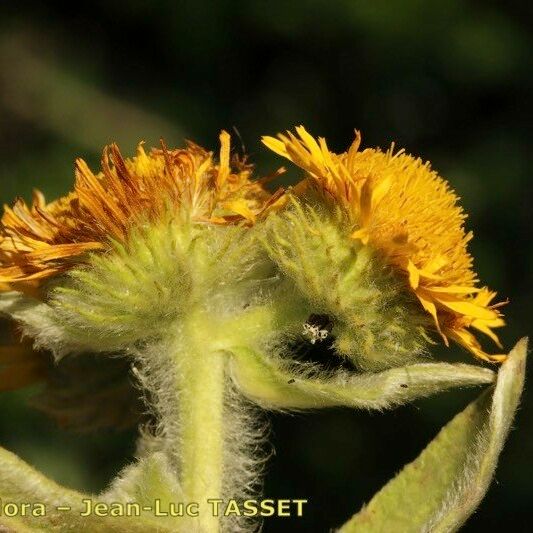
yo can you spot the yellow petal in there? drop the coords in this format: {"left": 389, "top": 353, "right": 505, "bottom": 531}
{"left": 261, "top": 136, "right": 289, "bottom": 158}
{"left": 435, "top": 296, "right": 500, "bottom": 321}
{"left": 445, "top": 327, "right": 506, "bottom": 363}
{"left": 223, "top": 199, "right": 256, "bottom": 223}
{"left": 422, "top": 285, "right": 481, "bottom": 294}
{"left": 295, "top": 126, "right": 324, "bottom": 164}
{"left": 217, "top": 130, "right": 231, "bottom": 188}
{"left": 470, "top": 319, "right": 505, "bottom": 348}
{"left": 407, "top": 260, "right": 420, "bottom": 290}
{"left": 415, "top": 289, "right": 446, "bottom": 342}
{"left": 350, "top": 228, "right": 370, "bottom": 245}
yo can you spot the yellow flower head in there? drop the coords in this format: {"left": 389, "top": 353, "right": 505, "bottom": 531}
{"left": 262, "top": 126, "right": 506, "bottom": 362}
{"left": 0, "top": 131, "right": 283, "bottom": 290}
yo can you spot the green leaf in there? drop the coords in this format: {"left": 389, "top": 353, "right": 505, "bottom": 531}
{"left": 0, "top": 514, "right": 37, "bottom": 532}
{"left": 0, "top": 445, "right": 173, "bottom": 532}
{"left": 102, "top": 451, "right": 183, "bottom": 511}
{"left": 337, "top": 337, "right": 527, "bottom": 533}
{"left": 230, "top": 347, "right": 495, "bottom": 410}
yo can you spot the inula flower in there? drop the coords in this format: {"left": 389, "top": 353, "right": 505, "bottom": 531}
{"left": 0, "top": 132, "right": 283, "bottom": 404}
{"left": 263, "top": 126, "right": 506, "bottom": 362}
{"left": 0, "top": 131, "right": 281, "bottom": 289}
{"left": 0, "top": 127, "right": 524, "bottom": 533}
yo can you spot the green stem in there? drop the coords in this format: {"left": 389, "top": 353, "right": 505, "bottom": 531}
{"left": 176, "top": 314, "right": 226, "bottom": 533}
{"left": 140, "top": 296, "right": 303, "bottom": 532}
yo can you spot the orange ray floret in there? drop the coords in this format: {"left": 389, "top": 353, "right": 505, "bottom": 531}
{"left": 262, "top": 126, "right": 506, "bottom": 363}
{"left": 0, "top": 132, "right": 284, "bottom": 290}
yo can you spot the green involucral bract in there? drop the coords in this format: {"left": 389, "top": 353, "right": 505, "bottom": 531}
{"left": 263, "top": 196, "right": 432, "bottom": 370}
{"left": 0, "top": 205, "right": 525, "bottom": 533}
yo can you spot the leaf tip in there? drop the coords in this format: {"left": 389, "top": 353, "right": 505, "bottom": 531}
{"left": 505, "top": 337, "right": 528, "bottom": 375}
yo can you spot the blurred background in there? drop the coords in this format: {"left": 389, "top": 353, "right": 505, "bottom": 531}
{"left": 0, "top": 1, "right": 531, "bottom": 531}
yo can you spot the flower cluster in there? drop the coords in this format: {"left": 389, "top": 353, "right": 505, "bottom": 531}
{"left": 0, "top": 127, "right": 505, "bottom": 373}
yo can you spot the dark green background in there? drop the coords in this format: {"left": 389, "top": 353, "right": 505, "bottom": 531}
{"left": 0, "top": 2, "right": 531, "bottom": 531}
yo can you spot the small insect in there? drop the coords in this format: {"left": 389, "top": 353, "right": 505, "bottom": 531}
{"left": 287, "top": 378, "right": 296, "bottom": 384}
{"left": 302, "top": 313, "right": 334, "bottom": 344}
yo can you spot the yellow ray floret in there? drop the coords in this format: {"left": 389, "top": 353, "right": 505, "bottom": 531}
{"left": 0, "top": 132, "right": 284, "bottom": 289}
{"left": 262, "top": 126, "right": 506, "bottom": 362}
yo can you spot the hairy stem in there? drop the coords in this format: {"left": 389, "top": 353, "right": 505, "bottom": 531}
{"left": 133, "top": 305, "right": 276, "bottom": 532}
{"left": 177, "top": 317, "right": 226, "bottom": 533}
